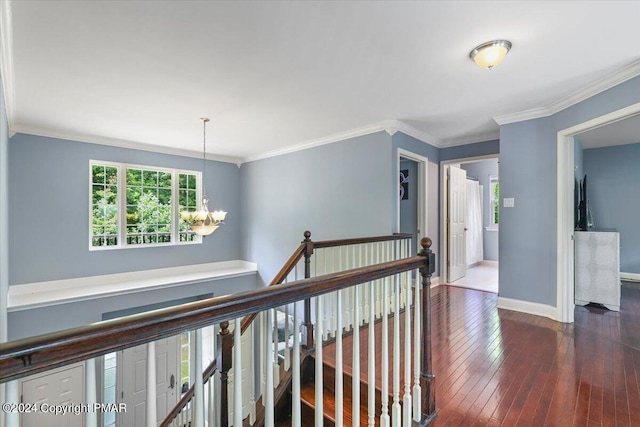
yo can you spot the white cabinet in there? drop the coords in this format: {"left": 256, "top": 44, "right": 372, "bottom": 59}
{"left": 574, "top": 231, "right": 620, "bottom": 311}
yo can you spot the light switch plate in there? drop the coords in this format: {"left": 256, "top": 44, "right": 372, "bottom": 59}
{"left": 504, "top": 198, "right": 515, "bottom": 208}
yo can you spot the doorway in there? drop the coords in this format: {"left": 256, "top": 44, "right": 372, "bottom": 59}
{"left": 397, "top": 149, "right": 428, "bottom": 256}
{"left": 557, "top": 102, "right": 640, "bottom": 322}
{"left": 441, "top": 155, "right": 499, "bottom": 293}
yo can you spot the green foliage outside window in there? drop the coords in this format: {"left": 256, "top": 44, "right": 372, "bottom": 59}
{"left": 493, "top": 181, "right": 499, "bottom": 224}
{"left": 91, "top": 162, "right": 200, "bottom": 248}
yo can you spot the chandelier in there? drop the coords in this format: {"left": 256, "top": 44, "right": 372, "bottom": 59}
{"left": 180, "top": 118, "right": 227, "bottom": 236}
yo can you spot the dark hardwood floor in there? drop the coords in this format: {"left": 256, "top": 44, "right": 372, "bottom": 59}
{"left": 321, "top": 284, "right": 640, "bottom": 426}
{"left": 431, "top": 284, "right": 640, "bottom": 427}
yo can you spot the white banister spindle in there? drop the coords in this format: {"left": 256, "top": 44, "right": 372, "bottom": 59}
{"left": 363, "top": 245, "right": 370, "bottom": 324}
{"left": 265, "top": 309, "right": 274, "bottom": 427}
{"left": 392, "top": 251, "right": 402, "bottom": 426}
{"left": 146, "top": 341, "right": 157, "bottom": 427}
{"left": 413, "top": 273, "right": 422, "bottom": 421}
{"left": 403, "top": 269, "right": 412, "bottom": 427}
{"left": 233, "top": 319, "right": 243, "bottom": 427}
{"left": 209, "top": 378, "right": 215, "bottom": 427}
{"left": 315, "top": 295, "right": 324, "bottom": 426}
{"left": 249, "top": 321, "right": 256, "bottom": 425}
{"left": 284, "top": 302, "right": 291, "bottom": 371}
{"left": 292, "top": 301, "right": 302, "bottom": 427}
{"left": 260, "top": 311, "right": 266, "bottom": 400}
{"left": 272, "top": 310, "right": 280, "bottom": 388}
{"left": 380, "top": 276, "right": 390, "bottom": 427}
{"left": 335, "top": 289, "right": 344, "bottom": 427}
{"left": 368, "top": 281, "right": 375, "bottom": 427}
{"left": 194, "top": 329, "right": 205, "bottom": 427}
{"left": 375, "top": 243, "right": 381, "bottom": 318}
{"left": 352, "top": 283, "right": 361, "bottom": 427}
{"left": 5, "top": 380, "right": 19, "bottom": 427}
{"left": 85, "top": 358, "right": 97, "bottom": 427}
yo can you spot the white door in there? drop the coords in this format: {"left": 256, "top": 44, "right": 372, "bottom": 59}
{"left": 21, "top": 363, "right": 85, "bottom": 427}
{"left": 119, "top": 336, "right": 179, "bottom": 427}
{"left": 448, "top": 165, "right": 467, "bottom": 282}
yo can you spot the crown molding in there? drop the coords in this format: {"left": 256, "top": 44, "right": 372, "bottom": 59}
{"left": 390, "top": 120, "right": 442, "bottom": 147}
{"left": 439, "top": 131, "right": 500, "bottom": 148}
{"left": 0, "top": 1, "right": 16, "bottom": 130}
{"left": 242, "top": 120, "right": 443, "bottom": 163}
{"left": 11, "top": 125, "right": 243, "bottom": 165}
{"left": 494, "top": 58, "right": 640, "bottom": 126}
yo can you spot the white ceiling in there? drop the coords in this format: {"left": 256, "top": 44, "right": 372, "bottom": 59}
{"left": 4, "top": 1, "right": 640, "bottom": 163}
{"left": 577, "top": 114, "right": 640, "bottom": 150}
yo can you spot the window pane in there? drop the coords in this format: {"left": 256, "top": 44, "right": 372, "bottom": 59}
{"left": 92, "top": 165, "right": 105, "bottom": 184}
{"left": 127, "top": 187, "right": 141, "bottom": 205}
{"left": 105, "top": 167, "right": 118, "bottom": 185}
{"left": 91, "top": 164, "right": 119, "bottom": 248}
{"left": 158, "top": 188, "right": 171, "bottom": 205}
{"left": 159, "top": 172, "right": 172, "bottom": 188}
{"left": 143, "top": 170, "right": 158, "bottom": 187}
{"left": 188, "top": 175, "right": 197, "bottom": 190}
{"left": 127, "top": 168, "right": 142, "bottom": 185}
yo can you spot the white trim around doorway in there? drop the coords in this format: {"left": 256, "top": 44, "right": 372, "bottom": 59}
{"left": 396, "top": 149, "right": 428, "bottom": 253}
{"left": 556, "top": 101, "right": 640, "bottom": 323}
{"left": 440, "top": 154, "right": 499, "bottom": 284}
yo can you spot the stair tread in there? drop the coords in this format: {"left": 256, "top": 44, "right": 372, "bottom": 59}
{"left": 299, "top": 380, "right": 379, "bottom": 427}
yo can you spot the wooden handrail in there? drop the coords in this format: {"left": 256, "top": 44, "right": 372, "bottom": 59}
{"left": 167, "top": 231, "right": 412, "bottom": 425}
{"left": 0, "top": 253, "right": 428, "bottom": 383}
{"left": 239, "top": 240, "right": 307, "bottom": 334}
{"left": 313, "top": 232, "right": 412, "bottom": 249}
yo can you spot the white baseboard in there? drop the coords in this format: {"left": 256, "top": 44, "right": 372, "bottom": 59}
{"left": 430, "top": 276, "right": 440, "bottom": 288}
{"left": 497, "top": 296, "right": 557, "bottom": 321}
{"left": 621, "top": 272, "right": 640, "bottom": 282}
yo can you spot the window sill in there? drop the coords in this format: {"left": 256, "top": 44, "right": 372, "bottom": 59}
{"left": 7, "top": 260, "right": 258, "bottom": 312}
{"left": 485, "top": 226, "right": 499, "bottom": 231}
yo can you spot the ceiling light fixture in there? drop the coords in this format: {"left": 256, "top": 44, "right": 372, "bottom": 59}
{"left": 180, "top": 118, "right": 227, "bottom": 237}
{"left": 469, "top": 40, "right": 512, "bottom": 70}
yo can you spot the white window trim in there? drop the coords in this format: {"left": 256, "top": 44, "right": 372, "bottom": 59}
{"left": 89, "top": 160, "right": 202, "bottom": 251}
{"left": 489, "top": 174, "right": 499, "bottom": 229}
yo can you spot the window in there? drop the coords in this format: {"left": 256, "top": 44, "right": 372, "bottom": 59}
{"left": 90, "top": 161, "right": 201, "bottom": 249}
{"left": 489, "top": 175, "right": 499, "bottom": 229}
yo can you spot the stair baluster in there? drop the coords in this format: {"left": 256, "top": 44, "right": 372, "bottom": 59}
{"left": 265, "top": 309, "right": 274, "bottom": 427}
{"left": 367, "top": 279, "right": 376, "bottom": 427}
{"left": 314, "top": 295, "right": 323, "bottom": 427}
{"left": 335, "top": 288, "right": 344, "bottom": 427}
{"left": 413, "top": 273, "right": 422, "bottom": 421}
{"left": 352, "top": 281, "right": 361, "bottom": 427}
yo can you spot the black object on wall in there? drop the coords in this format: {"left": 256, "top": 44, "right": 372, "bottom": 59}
{"left": 577, "top": 174, "right": 588, "bottom": 231}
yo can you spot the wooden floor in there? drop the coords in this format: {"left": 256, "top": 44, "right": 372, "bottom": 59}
{"left": 322, "top": 284, "right": 640, "bottom": 426}
{"left": 431, "top": 284, "right": 640, "bottom": 427}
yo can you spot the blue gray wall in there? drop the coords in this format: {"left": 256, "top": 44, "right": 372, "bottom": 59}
{"left": 440, "top": 139, "right": 500, "bottom": 161}
{"left": 461, "top": 158, "right": 499, "bottom": 261}
{"left": 9, "top": 133, "right": 242, "bottom": 284}
{"left": 584, "top": 143, "right": 640, "bottom": 274}
{"left": 240, "top": 132, "right": 394, "bottom": 286}
{"left": 499, "top": 74, "right": 640, "bottom": 307}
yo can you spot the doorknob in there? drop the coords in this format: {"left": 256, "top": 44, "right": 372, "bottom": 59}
{"left": 169, "top": 374, "right": 175, "bottom": 389}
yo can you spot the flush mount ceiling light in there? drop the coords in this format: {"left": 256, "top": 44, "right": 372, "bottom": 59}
{"left": 469, "top": 40, "right": 512, "bottom": 70}
{"left": 180, "top": 117, "right": 227, "bottom": 237}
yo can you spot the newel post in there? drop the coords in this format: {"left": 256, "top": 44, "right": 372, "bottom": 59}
{"left": 419, "top": 237, "right": 437, "bottom": 423}
{"left": 302, "top": 230, "right": 315, "bottom": 348}
{"left": 217, "top": 321, "right": 232, "bottom": 427}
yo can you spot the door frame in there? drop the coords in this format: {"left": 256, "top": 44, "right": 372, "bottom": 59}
{"left": 396, "top": 149, "right": 428, "bottom": 253}
{"left": 440, "top": 154, "right": 499, "bottom": 283}
{"left": 556, "top": 101, "right": 640, "bottom": 323}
